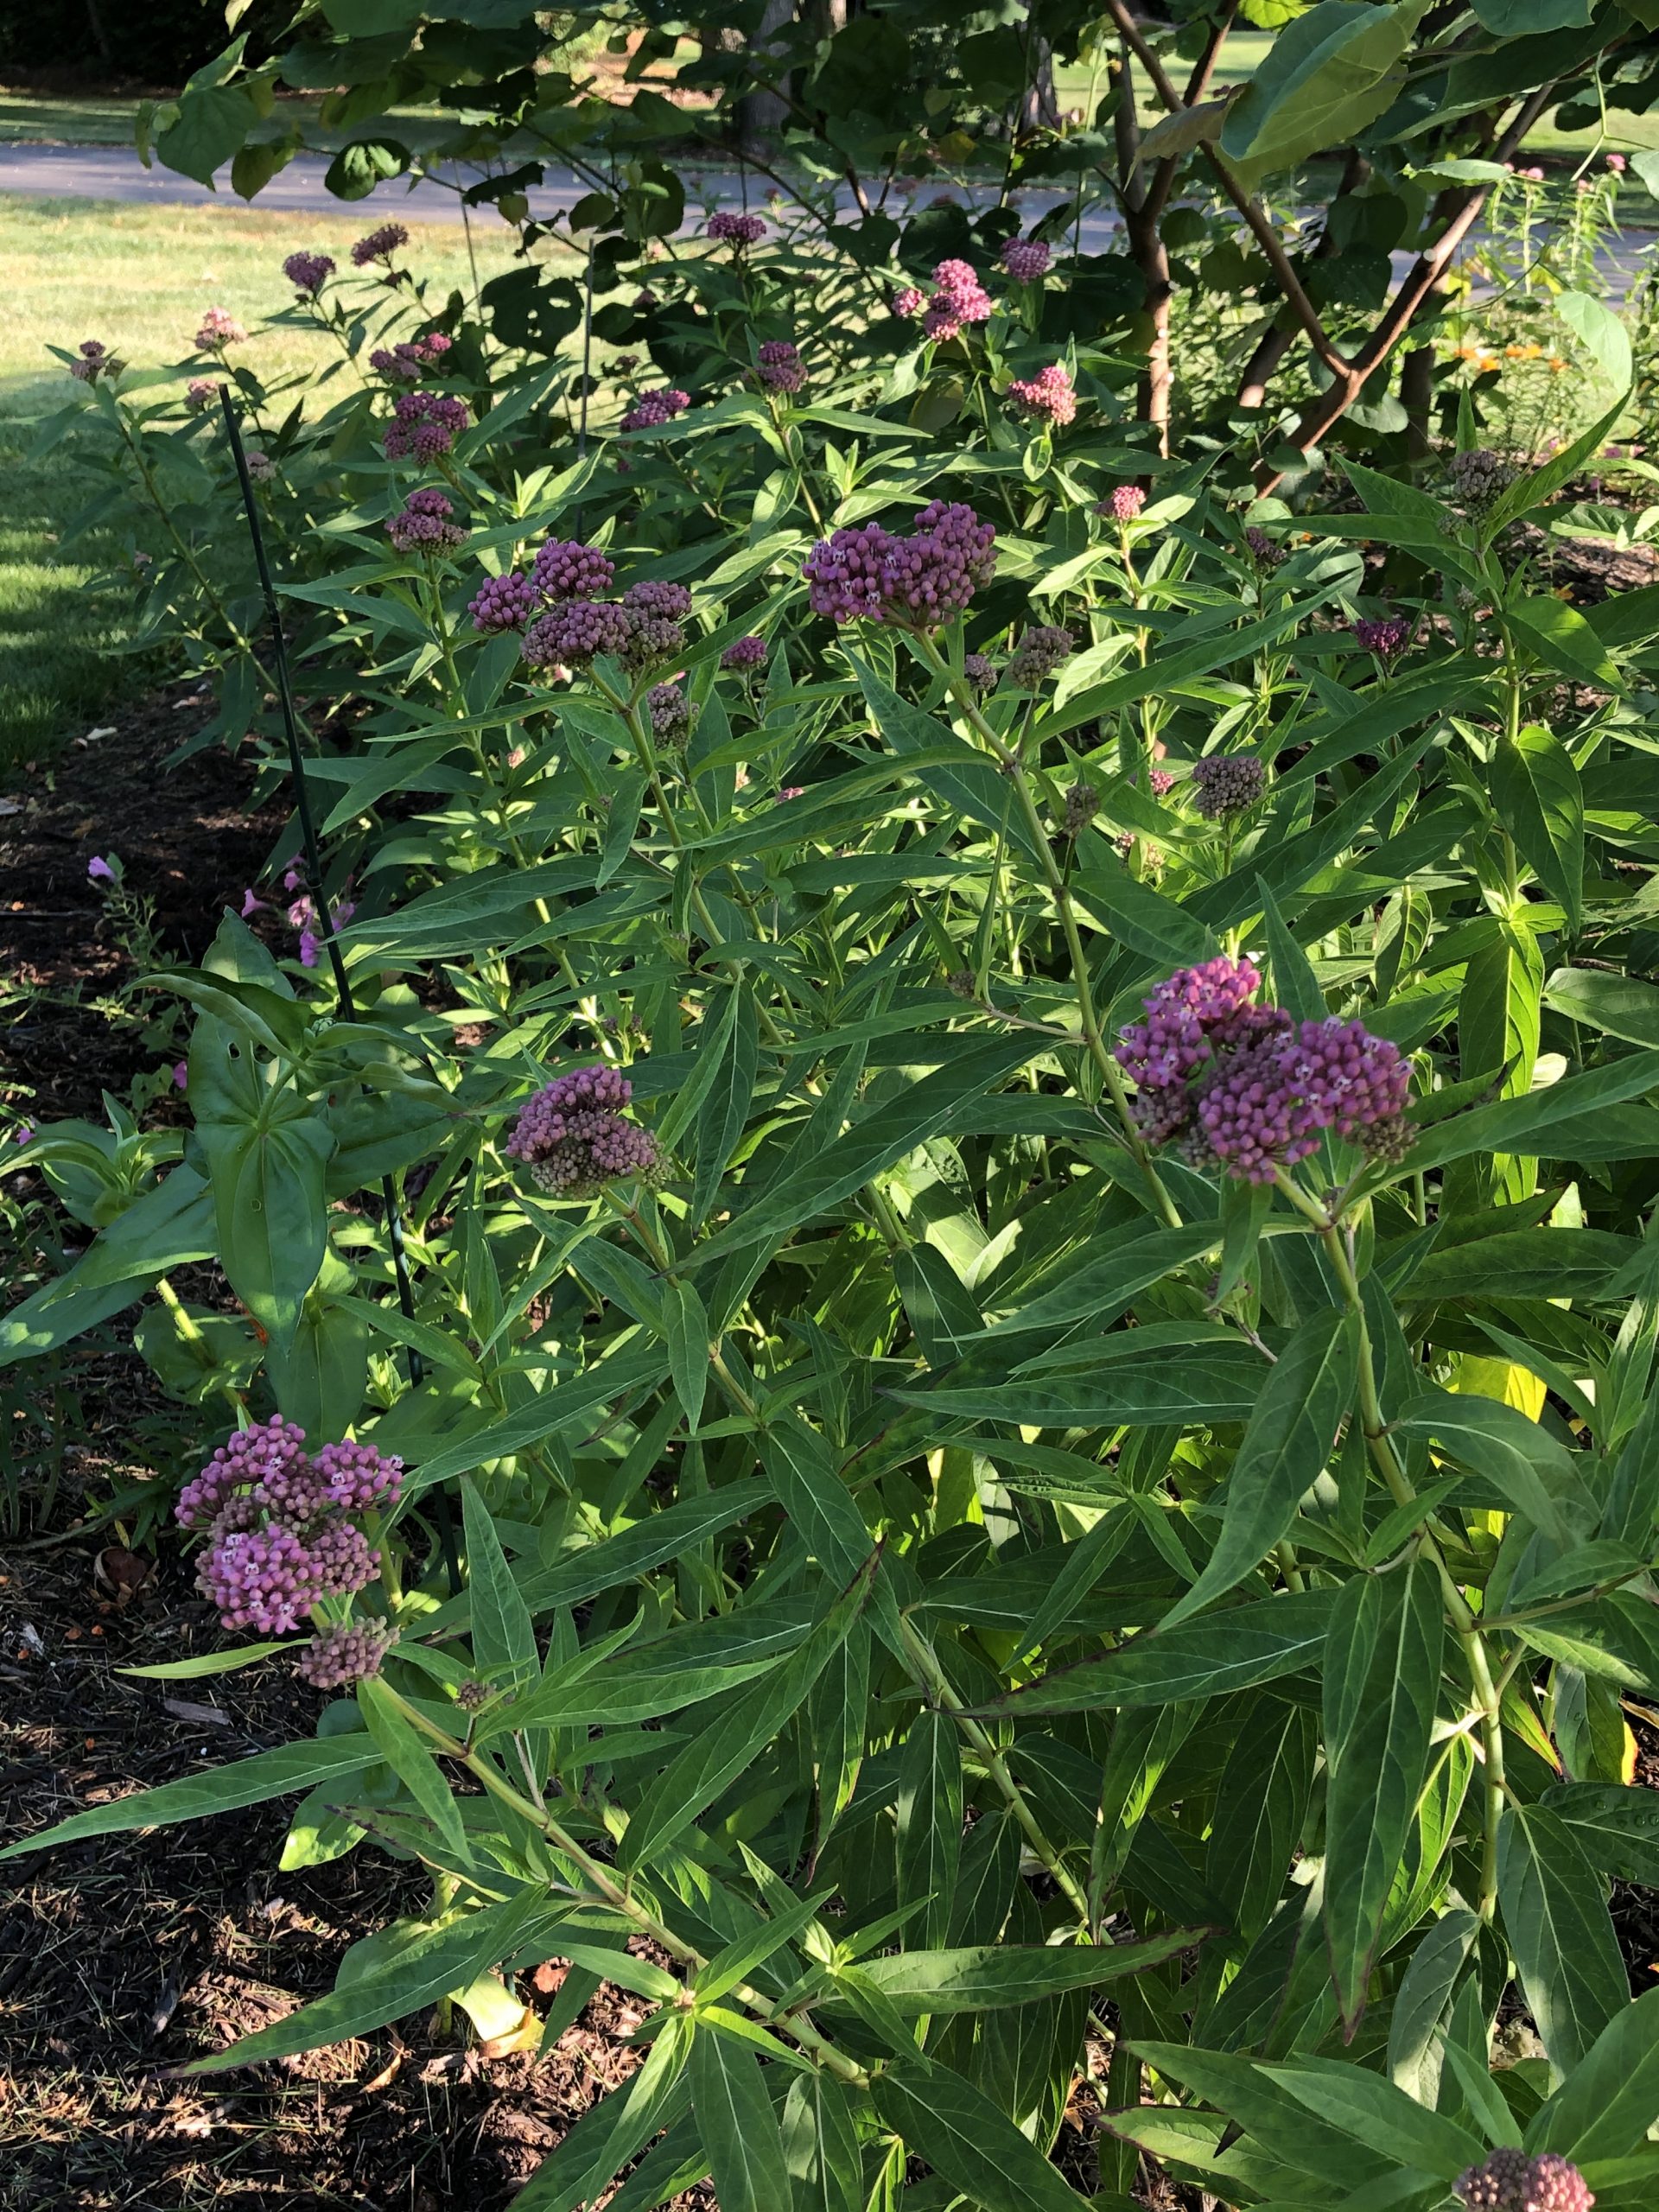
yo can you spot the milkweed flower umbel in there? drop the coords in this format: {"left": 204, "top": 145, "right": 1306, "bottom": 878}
{"left": 505, "top": 1065, "right": 660, "bottom": 1197}
{"left": 707, "top": 211, "right": 766, "bottom": 248}
{"left": 1007, "top": 626, "right": 1075, "bottom": 686}
{"left": 185, "top": 378, "right": 218, "bottom": 412}
{"left": 1100, "top": 485, "right": 1146, "bottom": 522}
{"left": 721, "top": 633, "right": 768, "bottom": 670}
{"left": 469, "top": 571, "right": 541, "bottom": 632}
{"left": 297, "top": 1619, "right": 399, "bottom": 1689}
{"left": 804, "top": 499, "right": 996, "bottom": 629}
{"left": 893, "top": 285, "right": 926, "bottom": 320}
{"left": 383, "top": 389, "right": 470, "bottom": 461}
{"left": 758, "top": 340, "right": 805, "bottom": 392}
{"left": 1456, "top": 2151, "right": 1593, "bottom": 2212}
{"left": 1007, "top": 363, "right": 1077, "bottom": 426}
{"left": 194, "top": 307, "right": 247, "bottom": 353}
{"left": 370, "top": 330, "right": 453, "bottom": 383}
{"left": 647, "top": 682, "right": 692, "bottom": 741}
{"left": 353, "top": 222, "right": 410, "bottom": 267}
{"left": 523, "top": 598, "right": 634, "bottom": 669}
{"left": 1001, "top": 237, "right": 1052, "bottom": 283}
{"left": 1190, "top": 753, "right": 1265, "bottom": 821}
{"left": 922, "top": 257, "right": 994, "bottom": 342}
{"left": 69, "top": 339, "right": 123, "bottom": 384}
{"left": 620, "top": 386, "right": 691, "bottom": 432}
{"left": 283, "top": 251, "right": 335, "bottom": 297}
{"left": 1350, "top": 613, "right": 1414, "bottom": 659}
{"left": 386, "top": 486, "right": 465, "bottom": 554}
{"left": 532, "top": 538, "right": 616, "bottom": 602}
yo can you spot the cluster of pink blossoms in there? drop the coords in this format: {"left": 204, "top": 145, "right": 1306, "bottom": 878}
{"left": 298, "top": 1618, "right": 399, "bottom": 1689}
{"left": 384, "top": 390, "right": 470, "bottom": 461}
{"left": 1007, "top": 363, "right": 1077, "bottom": 426}
{"left": 620, "top": 385, "right": 691, "bottom": 432}
{"left": 69, "top": 339, "right": 124, "bottom": 385}
{"left": 804, "top": 499, "right": 996, "bottom": 629}
{"left": 184, "top": 377, "right": 218, "bottom": 413}
{"left": 1350, "top": 613, "right": 1414, "bottom": 660}
{"left": 505, "top": 1065, "right": 661, "bottom": 1197}
{"left": 1116, "top": 956, "right": 1413, "bottom": 1182}
{"left": 757, "top": 340, "right": 805, "bottom": 393}
{"left": 475, "top": 540, "right": 690, "bottom": 673}
{"left": 370, "top": 330, "right": 453, "bottom": 384}
{"left": 386, "top": 486, "right": 466, "bottom": 555}
{"left": 353, "top": 222, "right": 409, "bottom": 267}
{"left": 283, "top": 251, "right": 335, "bottom": 297}
{"left": 1001, "top": 236, "right": 1052, "bottom": 283}
{"left": 1456, "top": 2152, "right": 1592, "bottom": 2212}
{"left": 920, "top": 257, "right": 994, "bottom": 341}
{"left": 179, "top": 1417, "right": 401, "bottom": 1675}
{"left": 1100, "top": 485, "right": 1146, "bottom": 522}
{"left": 706, "top": 211, "right": 766, "bottom": 248}
{"left": 195, "top": 308, "right": 247, "bottom": 353}
{"left": 721, "top": 632, "right": 767, "bottom": 670}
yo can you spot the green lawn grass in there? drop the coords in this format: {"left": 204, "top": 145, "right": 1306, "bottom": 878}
{"left": 0, "top": 192, "right": 524, "bottom": 770}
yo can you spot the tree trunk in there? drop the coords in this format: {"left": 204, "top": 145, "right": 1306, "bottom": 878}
{"left": 738, "top": 0, "right": 796, "bottom": 159}
{"left": 1019, "top": 32, "right": 1061, "bottom": 135}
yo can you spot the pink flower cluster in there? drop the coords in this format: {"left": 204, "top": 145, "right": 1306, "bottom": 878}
{"left": 804, "top": 499, "right": 996, "bottom": 629}
{"left": 1190, "top": 753, "right": 1265, "bottom": 820}
{"left": 384, "top": 389, "right": 470, "bottom": 461}
{"left": 523, "top": 598, "right": 634, "bottom": 669}
{"left": 185, "top": 377, "right": 218, "bottom": 413}
{"left": 707, "top": 211, "right": 766, "bottom": 248}
{"left": 922, "top": 257, "right": 994, "bottom": 342}
{"left": 893, "top": 286, "right": 926, "bottom": 321}
{"left": 505, "top": 1065, "right": 660, "bottom": 1197}
{"left": 1115, "top": 957, "right": 1413, "bottom": 1182}
{"left": 532, "top": 538, "right": 616, "bottom": 601}
{"left": 648, "top": 682, "right": 691, "bottom": 740}
{"left": 386, "top": 486, "right": 465, "bottom": 555}
{"left": 195, "top": 308, "right": 247, "bottom": 353}
{"left": 370, "top": 330, "right": 453, "bottom": 383}
{"left": 1007, "top": 363, "right": 1077, "bottom": 426}
{"left": 69, "top": 339, "right": 123, "bottom": 384}
{"left": 758, "top": 340, "right": 805, "bottom": 393}
{"left": 1001, "top": 237, "right": 1051, "bottom": 283}
{"left": 1101, "top": 485, "right": 1146, "bottom": 522}
{"left": 1350, "top": 613, "right": 1414, "bottom": 660}
{"left": 721, "top": 632, "right": 767, "bottom": 670}
{"left": 296, "top": 1618, "right": 398, "bottom": 1689}
{"left": 620, "top": 386, "right": 691, "bottom": 432}
{"left": 469, "top": 571, "right": 542, "bottom": 632}
{"left": 283, "top": 251, "right": 335, "bottom": 297}
{"left": 1456, "top": 2152, "right": 1592, "bottom": 2212}
{"left": 178, "top": 1416, "right": 402, "bottom": 1638}
{"left": 353, "top": 223, "right": 410, "bottom": 267}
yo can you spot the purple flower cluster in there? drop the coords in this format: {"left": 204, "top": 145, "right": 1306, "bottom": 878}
{"left": 370, "top": 329, "right": 453, "bottom": 383}
{"left": 296, "top": 1618, "right": 398, "bottom": 1690}
{"left": 283, "top": 251, "right": 335, "bottom": 298}
{"left": 1448, "top": 448, "right": 1516, "bottom": 514}
{"left": 721, "top": 632, "right": 767, "bottom": 670}
{"left": 624, "top": 579, "right": 692, "bottom": 621}
{"left": 245, "top": 450, "right": 276, "bottom": 483}
{"left": 469, "top": 570, "right": 542, "bottom": 632}
{"left": 1351, "top": 613, "right": 1414, "bottom": 660}
{"left": 1001, "top": 237, "right": 1052, "bottom": 283}
{"left": 523, "top": 598, "right": 634, "bottom": 670}
{"left": 1245, "top": 526, "right": 1285, "bottom": 569}
{"left": 195, "top": 307, "right": 247, "bottom": 353}
{"left": 707, "top": 211, "right": 766, "bottom": 248}
{"left": 353, "top": 222, "right": 410, "bottom": 267}
{"left": 178, "top": 1416, "right": 402, "bottom": 1637}
{"left": 1456, "top": 2152, "right": 1593, "bottom": 2212}
{"left": 384, "top": 389, "right": 470, "bottom": 461}
{"left": 620, "top": 386, "right": 691, "bottom": 432}
{"left": 1007, "top": 626, "right": 1075, "bottom": 686}
{"left": 923, "top": 257, "right": 994, "bottom": 342}
{"left": 648, "top": 682, "right": 691, "bottom": 741}
{"left": 893, "top": 285, "right": 926, "bottom": 320}
{"left": 505, "top": 1065, "right": 660, "bottom": 1197}
{"left": 758, "top": 340, "right": 805, "bottom": 393}
{"left": 1115, "top": 957, "right": 1413, "bottom": 1182}
{"left": 963, "top": 651, "right": 997, "bottom": 689}
{"left": 185, "top": 377, "right": 218, "bottom": 413}
{"left": 804, "top": 499, "right": 996, "bottom": 629}
{"left": 1191, "top": 753, "right": 1265, "bottom": 821}
{"left": 1007, "top": 363, "right": 1077, "bottom": 426}
{"left": 69, "top": 339, "right": 123, "bottom": 385}
{"left": 533, "top": 538, "right": 616, "bottom": 601}
{"left": 386, "top": 486, "right": 465, "bottom": 556}
{"left": 1101, "top": 485, "right": 1146, "bottom": 522}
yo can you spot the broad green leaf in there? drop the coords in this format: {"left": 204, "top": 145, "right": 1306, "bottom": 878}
{"left": 1392, "top": 1388, "right": 1592, "bottom": 1547}
{"left": 1388, "top": 1909, "right": 1480, "bottom": 2107}
{"left": 696, "top": 1889, "right": 830, "bottom": 2007}
{"left": 869, "top": 2052, "right": 1093, "bottom": 2212}
{"left": 1529, "top": 1984, "right": 1659, "bottom": 2160}
{"left": 1441, "top": 919, "right": 1543, "bottom": 1212}
{"left": 358, "top": 1678, "right": 473, "bottom": 1867}
{"left": 1405, "top": 1050, "right": 1659, "bottom": 1174}
{"left": 510, "top": 2013, "right": 691, "bottom": 2212}
{"left": 504, "top": 1593, "right": 810, "bottom": 1733}
{"left": 782, "top": 2070, "right": 863, "bottom": 2212}
{"left": 1545, "top": 1780, "right": 1659, "bottom": 1885}
{"left": 1403, "top": 1229, "right": 1635, "bottom": 1301}
{"left": 664, "top": 1276, "right": 712, "bottom": 1434}
{"left": 1506, "top": 596, "right": 1622, "bottom": 691}
{"left": 0, "top": 1168, "right": 216, "bottom": 1368}
{"left": 1492, "top": 724, "right": 1586, "bottom": 931}
{"left": 1498, "top": 1803, "right": 1628, "bottom": 2072}
{"left": 461, "top": 1478, "right": 539, "bottom": 1686}
{"left": 895, "top": 1708, "right": 962, "bottom": 1951}
{"left": 1543, "top": 966, "right": 1659, "bottom": 1048}
{"left": 893, "top": 1326, "right": 1268, "bottom": 1428}
{"left": 690, "top": 2022, "right": 792, "bottom": 2212}
{"left": 401, "top": 1342, "right": 671, "bottom": 1494}
{"left": 855, "top": 1928, "right": 1199, "bottom": 2013}
{"left": 1322, "top": 1561, "right": 1445, "bottom": 2030}
{"left": 1553, "top": 287, "right": 1633, "bottom": 393}
{"left": 1164, "top": 1306, "right": 1357, "bottom": 1625}
{"left": 197, "top": 1111, "right": 334, "bottom": 1344}
{"left": 993, "top": 1591, "right": 1335, "bottom": 1714}
{"left": 1259, "top": 2054, "right": 1484, "bottom": 2173}
{"left": 1220, "top": 0, "right": 1430, "bottom": 181}
{"left": 0, "top": 1732, "right": 375, "bottom": 1860}
{"left": 963, "top": 1225, "right": 1218, "bottom": 1344}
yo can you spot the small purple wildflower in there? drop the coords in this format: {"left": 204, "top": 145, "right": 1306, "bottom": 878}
{"left": 383, "top": 390, "right": 469, "bottom": 462}
{"left": 721, "top": 632, "right": 767, "bottom": 670}
{"left": 313, "top": 1438, "right": 404, "bottom": 1514}
{"left": 531, "top": 538, "right": 616, "bottom": 602}
{"left": 923, "top": 257, "right": 994, "bottom": 343}
{"left": 469, "top": 570, "right": 540, "bottom": 633}
{"left": 1007, "top": 626, "right": 1074, "bottom": 686}
{"left": 1191, "top": 753, "right": 1265, "bottom": 821}
{"left": 893, "top": 286, "right": 926, "bottom": 320}
{"left": 522, "top": 599, "right": 633, "bottom": 670}
{"left": 758, "top": 340, "right": 805, "bottom": 393}
{"left": 707, "top": 211, "right": 766, "bottom": 248}
{"left": 1350, "top": 613, "right": 1414, "bottom": 659}
{"left": 804, "top": 499, "right": 996, "bottom": 629}
{"left": 352, "top": 222, "right": 410, "bottom": 268}
{"left": 1001, "top": 237, "right": 1052, "bottom": 283}
{"left": 1455, "top": 2150, "right": 1593, "bottom": 2212}
{"left": 87, "top": 855, "right": 115, "bottom": 883}
{"left": 647, "top": 683, "right": 692, "bottom": 742}
{"left": 369, "top": 330, "right": 454, "bottom": 384}
{"left": 387, "top": 486, "right": 465, "bottom": 554}
{"left": 283, "top": 251, "right": 335, "bottom": 297}
{"left": 1007, "top": 364, "right": 1077, "bottom": 426}
{"left": 620, "top": 386, "right": 690, "bottom": 432}
{"left": 297, "top": 1618, "right": 398, "bottom": 1689}
{"left": 505, "top": 1065, "right": 660, "bottom": 1197}
{"left": 172, "top": 1062, "right": 188, "bottom": 1091}
{"left": 69, "top": 339, "right": 123, "bottom": 385}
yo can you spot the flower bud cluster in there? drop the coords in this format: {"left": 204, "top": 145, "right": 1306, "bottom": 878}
{"left": 1245, "top": 526, "right": 1285, "bottom": 569}
{"left": 1001, "top": 237, "right": 1052, "bottom": 283}
{"left": 283, "top": 251, "right": 336, "bottom": 297}
{"left": 707, "top": 211, "right": 766, "bottom": 248}
{"left": 620, "top": 386, "right": 691, "bottom": 432}
{"left": 296, "top": 1618, "right": 399, "bottom": 1689}
{"left": 1007, "top": 625, "right": 1074, "bottom": 687}
{"left": 1456, "top": 2152, "right": 1592, "bottom": 2212}
{"left": 758, "top": 340, "right": 805, "bottom": 393}
{"left": 523, "top": 598, "right": 634, "bottom": 668}
{"left": 185, "top": 378, "right": 218, "bottom": 412}
{"left": 70, "top": 340, "right": 124, "bottom": 385}
{"left": 1350, "top": 613, "right": 1414, "bottom": 660}
{"left": 804, "top": 499, "right": 996, "bottom": 628}
{"left": 194, "top": 308, "right": 247, "bottom": 353}
{"left": 384, "top": 390, "right": 470, "bottom": 461}
{"left": 1116, "top": 957, "right": 1413, "bottom": 1182}
{"left": 505, "top": 1065, "right": 661, "bottom": 1197}
{"left": 922, "top": 258, "right": 994, "bottom": 342}
{"left": 1100, "top": 485, "right": 1146, "bottom": 522}
{"left": 370, "top": 330, "right": 453, "bottom": 384}
{"left": 1191, "top": 753, "right": 1265, "bottom": 820}
{"left": 386, "top": 486, "right": 465, "bottom": 555}
{"left": 353, "top": 223, "right": 410, "bottom": 267}
{"left": 1007, "top": 364, "right": 1077, "bottom": 426}
{"left": 647, "top": 682, "right": 692, "bottom": 741}
{"left": 178, "top": 1415, "right": 402, "bottom": 1637}
{"left": 721, "top": 632, "right": 768, "bottom": 670}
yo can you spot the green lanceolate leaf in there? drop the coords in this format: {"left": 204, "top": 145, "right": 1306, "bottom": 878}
{"left": 689, "top": 2018, "right": 792, "bottom": 2212}
{"left": 358, "top": 1677, "right": 474, "bottom": 1868}
{"left": 1498, "top": 1802, "right": 1628, "bottom": 2072}
{"left": 510, "top": 2012, "right": 692, "bottom": 2212}
{"left": 854, "top": 1928, "right": 1201, "bottom": 2013}
{"left": 1528, "top": 1984, "right": 1659, "bottom": 2160}
{"left": 894, "top": 1707, "right": 962, "bottom": 1952}
{"left": 461, "top": 1478, "right": 539, "bottom": 1687}
{"left": 990, "top": 1592, "right": 1336, "bottom": 1714}
{"left": 1492, "top": 723, "right": 1586, "bottom": 931}
{"left": 782, "top": 2069, "right": 864, "bottom": 2212}
{"left": 1163, "top": 1306, "right": 1357, "bottom": 1625}
{"left": 1322, "top": 1560, "right": 1445, "bottom": 2031}
{"left": 870, "top": 2051, "right": 1094, "bottom": 2212}
{"left": 664, "top": 1275, "right": 712, "bottom": 1434}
